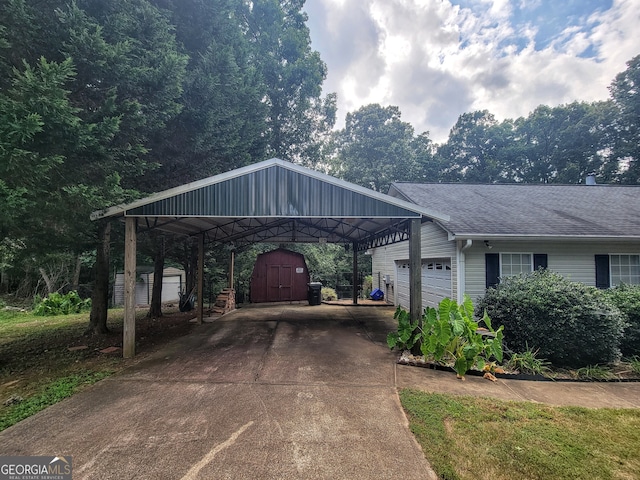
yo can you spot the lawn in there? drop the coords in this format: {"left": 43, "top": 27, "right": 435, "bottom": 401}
{"left": 0, "top": 306, "right": 197, "bottom": 431}
{"left": 400, "top": 389, "right": 640, "bottom": 480}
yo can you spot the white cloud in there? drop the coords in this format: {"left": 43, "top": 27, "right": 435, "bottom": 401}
{"left": 306, "top": 0, "right": 640, "bottom": 143}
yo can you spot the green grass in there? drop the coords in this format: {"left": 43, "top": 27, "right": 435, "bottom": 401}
{"left": 400, "top": 389, "right": 640, "bottom": 480}
{"left": 0, "top": 371, "right": 112, "bottom": 431}
{"left": 0, "top": 306, "right": 192, "bottom": 432}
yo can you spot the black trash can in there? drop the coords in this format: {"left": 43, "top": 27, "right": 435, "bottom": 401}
{"left": 307, "top": 282, "right": 322, "bottom": 306}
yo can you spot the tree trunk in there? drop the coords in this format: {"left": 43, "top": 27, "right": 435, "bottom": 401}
{"left": 147, "top": 237, "right": 164, "bottom": 318}
{"left": 182, "top": 239, "right": 198, "bottom": 296}
{"left": 87, "top": 221, "right": 111, "bottom": 335}
{"left": 72, "top": 254, "right": 82, "bottom": 291}
{"left": 38, "top": 267, "right": 55, "bottom": 295}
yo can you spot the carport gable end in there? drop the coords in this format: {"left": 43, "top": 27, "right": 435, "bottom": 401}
{"left": 90, "top": 158, "right": 449, "bottom": 357}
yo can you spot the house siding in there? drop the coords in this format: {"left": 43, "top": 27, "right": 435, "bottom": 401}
{"left": 373, "top": 233, "right": 640, "bottom": 308}
{"left": 463, "top": 240, "right": 640, "bottom": 301}
{"left": 371, "top": 221, "right": 456, "bottom": 305}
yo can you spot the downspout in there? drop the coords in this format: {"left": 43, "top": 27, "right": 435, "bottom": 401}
{"left": 457, "top": 239, "right": 472, "bottom": 303}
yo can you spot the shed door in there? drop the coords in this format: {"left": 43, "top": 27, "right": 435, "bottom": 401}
{"left": 395, "top": 258, "right": 452, "bottom": 310}
{"left": 267, "top": 265, "right": 293, "bottom": 302}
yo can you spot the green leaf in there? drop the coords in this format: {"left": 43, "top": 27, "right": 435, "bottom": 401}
{"left": 451, "top": 311, "right": 465, "bottom": 337}
{"left": 454, "top": 357, "right": 469, "bottom": 377}
{"left": 387, "top": 332, "right": 399, "bottom": 350}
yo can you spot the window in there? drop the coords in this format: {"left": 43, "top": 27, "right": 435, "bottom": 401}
{"left": 486, "top": 253, "right": 547, "bottom": 288}
{"left": 500, "top": 253, "right": 532, "bottom": 277}
{"left": 610, "top": 254, "right": 640, "bottom": 286}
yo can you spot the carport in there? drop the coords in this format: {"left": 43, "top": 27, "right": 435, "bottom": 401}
{"left": 91, "top": 158, "right": 448, "bottom": 357}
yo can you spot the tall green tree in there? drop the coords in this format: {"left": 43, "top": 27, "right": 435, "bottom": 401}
{"left": 144, "top": 0, "right": 269, "bottom": 188}
{"left": 245, "top": 0, "right": 332, "bottom": 163}
{"left": 332, "top": 104, "right": 419, "bottom": 192}
{"left": 508, "top": 103, "right": 609, "bottom": 183}
{"left": 0, "top": 0, "right": 187, "bottom": 331}
{"left": 609, "top": 54, "right": 640, "bottom": 184}
{"left": 437, "top": 110, "right": 509, "bottom": 183}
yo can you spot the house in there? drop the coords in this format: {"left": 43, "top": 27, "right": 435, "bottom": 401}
{"left": 250, "top": 248, "right": 310, "bottom": 303}
{"left": 113, "top": 267, "right": 186, "bottom": 306}
{"left": 370, "top": 182, "right": 640, "bottom": 309}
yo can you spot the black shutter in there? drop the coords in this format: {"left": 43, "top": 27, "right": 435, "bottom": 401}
{"left": 485, "top": 253, "right": 500, "bottom": 288}
{"left": 533, "top": 254, "right": 548, "bottom": 270}
{"left": 595, "top": 255, "right": 610, "bottom": 289}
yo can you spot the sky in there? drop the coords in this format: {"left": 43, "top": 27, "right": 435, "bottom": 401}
{"left": 304, "top": 0, "right": 640, "bottom": 143}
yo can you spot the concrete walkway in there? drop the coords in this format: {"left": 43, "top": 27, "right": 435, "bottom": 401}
{"left": 1, "top": 304, "right": 639, "bottom": 479}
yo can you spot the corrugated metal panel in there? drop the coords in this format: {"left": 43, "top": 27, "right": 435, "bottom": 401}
{"left": 127, "top": 165, "right": 420, "bottom": 219}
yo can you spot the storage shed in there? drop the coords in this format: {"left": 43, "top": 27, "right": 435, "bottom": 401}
{"left": 113, "top": 267, "right": 185, "bottom": 306}
{"left": 250, "top": 249, "right": 310, "bottom": 303}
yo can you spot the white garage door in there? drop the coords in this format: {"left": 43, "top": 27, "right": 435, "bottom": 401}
{"left": 396, "top": 258, "right": 452, "bottom": 310}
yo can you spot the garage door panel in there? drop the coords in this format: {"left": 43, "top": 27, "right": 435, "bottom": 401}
{"left": 396, "top": 258, "right": 452, "bottom": 310}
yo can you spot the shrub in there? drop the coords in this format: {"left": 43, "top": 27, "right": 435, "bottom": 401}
{"left": 476, "top": 270, "right": 625, "bottom": 369}
{"left": 33, "top": 291, "right": 91, "bottom": 316}
{"left": 321, "top": 287, "right": 337, "bottom": 301}
{"left": 604, "top": 283, "right": 640, "bottom": 357}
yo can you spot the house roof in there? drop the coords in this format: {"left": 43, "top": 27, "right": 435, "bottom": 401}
{"left": 91, "top": 158, "right": 448, "bottom": 249}
{"left": 388, "top": 183, "right": 640, "bottom": 240}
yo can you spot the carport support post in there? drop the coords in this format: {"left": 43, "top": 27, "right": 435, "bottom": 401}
{"left": 352, "top": 241, "right": 358, "bottom": 305}
{"left": 123, "top": 217, "right": 137, "bottom": 358}
{"left": 409, "top": 218, "right": 422, "bottom": 326}
{"left": 197, "top": 233, "right": 204, "bottom": 325}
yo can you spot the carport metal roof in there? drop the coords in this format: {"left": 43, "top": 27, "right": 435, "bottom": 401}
{"left": 92, "top": 158, "right": 445, "bottom": 358}
{"left": 91, "top": 158, "right": 448, "bottom": 250}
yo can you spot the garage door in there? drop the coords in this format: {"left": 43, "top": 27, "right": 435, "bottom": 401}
{"left": 396, "top": 258, "right": 452, "bottom": 310}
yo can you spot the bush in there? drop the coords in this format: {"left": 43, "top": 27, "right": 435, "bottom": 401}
{"left": 33, "top": 291, "right": 91, "bottom": 316}
{"left": 476, "top": 270, "right": 625, "bottom": 368}
{"left": 604, "top": 283, "right": 640, "bottom": 357}
{"left": 321, "top": 287, "right": 337, "bottom": 301}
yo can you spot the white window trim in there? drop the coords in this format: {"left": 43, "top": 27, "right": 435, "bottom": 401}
{"left": 500, "top": 252, "right": 534, "bottom": 278}
{"left": 609, "top": 253, "right": 640, "bottom": 286}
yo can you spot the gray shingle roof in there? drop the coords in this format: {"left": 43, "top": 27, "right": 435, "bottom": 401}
{"left": 389, "top": 183, "right": 640, "bottom": 238}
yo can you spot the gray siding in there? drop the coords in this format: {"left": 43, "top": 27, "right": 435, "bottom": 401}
{"left": 371, "top": 221, "right": 456, "bottom": 305}
{"left": 463, "top": 240, "right": 640, "bottom": 301}
{"left": 373, "top": 235, "right": 640, "bottom": 307}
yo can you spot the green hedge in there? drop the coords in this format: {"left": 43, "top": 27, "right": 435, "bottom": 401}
{"left": 604, "top": 284, "right": 640, "bottom": 357}
{"left": 476, "top": 270, "right": 625, "bottom": 368}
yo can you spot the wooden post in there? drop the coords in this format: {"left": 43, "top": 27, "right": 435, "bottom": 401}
{"left": 352, "top": 242, "right": 358, "bottom": 305}
{"left": 409, "top": 218, "right": 422, "bottom": 325}
{"left": 197, "top": 233, "right": 204, "bottom": 325}
{"left": 123, "top": 217, "right": 137, "bottom": 358}
{"left": 229, "top": 250, "right": 235, "bottom": 289}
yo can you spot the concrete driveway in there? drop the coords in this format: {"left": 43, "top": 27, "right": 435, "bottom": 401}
{"left": 0, "top": 304, "right": 437, "bottom": 480}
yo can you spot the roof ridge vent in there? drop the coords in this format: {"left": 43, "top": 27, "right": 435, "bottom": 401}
{"left": 586, "top": 173, "right": 597, "bottom": 185}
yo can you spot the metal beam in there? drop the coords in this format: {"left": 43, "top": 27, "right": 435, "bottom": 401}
{"left": 197, "top": 233, "right": 204, "bottom": 325}
{"left": 352, "top": 242, "right": 358, "bottom": 305}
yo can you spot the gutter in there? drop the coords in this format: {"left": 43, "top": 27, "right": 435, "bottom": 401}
{"left": 450, "top": 234, "right": 640, "bottom": 242}
{"left": 457, "top": 239, "right": 473, "bottom": 304}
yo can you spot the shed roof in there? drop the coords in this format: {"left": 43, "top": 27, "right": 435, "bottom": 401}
{"left": 389, "top": 182, "right": 640, "bottom": 240}
{"left": 92, "top": 158, "right": 448, "bottom": 249}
